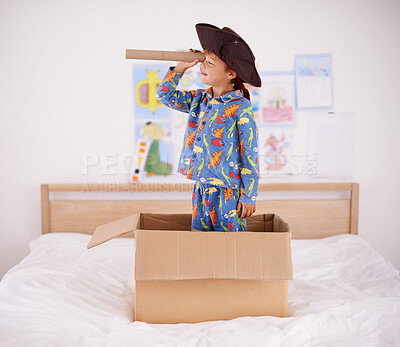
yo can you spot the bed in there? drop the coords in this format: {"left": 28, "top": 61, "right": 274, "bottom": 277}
{"left": 1, "top": 182, "right": 400, "bottom": 346}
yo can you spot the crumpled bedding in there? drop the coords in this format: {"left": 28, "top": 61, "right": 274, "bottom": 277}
{"left": 1, "top": 233, "right": 399, "bottom": 347}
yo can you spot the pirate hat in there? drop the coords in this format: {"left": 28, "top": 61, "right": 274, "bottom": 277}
{"left": 195, "top": 23, "right": 262, "bottom": 87}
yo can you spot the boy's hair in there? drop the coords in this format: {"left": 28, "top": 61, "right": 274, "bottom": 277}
{"left": 202, "top": 48, "right": 251, "bottom": 101}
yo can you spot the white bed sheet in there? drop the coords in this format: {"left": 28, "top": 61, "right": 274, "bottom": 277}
{"left": 1, "top": 233, "right": 399, "bottom": 347}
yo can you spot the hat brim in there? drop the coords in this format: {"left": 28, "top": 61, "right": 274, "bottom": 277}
{"left": 195, "top": 23, "right": 262, "bottom": 88}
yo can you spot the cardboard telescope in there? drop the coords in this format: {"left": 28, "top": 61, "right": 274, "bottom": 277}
{"left": 125, "top": 49, "right": 206, "bottom": 62}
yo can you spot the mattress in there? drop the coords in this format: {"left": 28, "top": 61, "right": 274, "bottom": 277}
{"left": 0, "top": 233, "right": 399, "bottom": 346}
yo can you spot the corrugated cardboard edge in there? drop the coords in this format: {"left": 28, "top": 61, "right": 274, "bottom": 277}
{"left": 274, "top": 213, "right": 293, "bottom": 280}
{"left": 87, "top": 213, "right": 139, "bottom": 249}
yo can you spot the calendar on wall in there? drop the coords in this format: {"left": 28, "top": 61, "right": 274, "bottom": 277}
{"left": 294, "top": 53, "right": 334, "bottom": 110}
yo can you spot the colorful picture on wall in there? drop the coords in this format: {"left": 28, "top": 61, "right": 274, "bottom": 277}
{"left": 257, "top": 72, "right": 295, "bottom": 126}
{"left": 133, "top": 63, "right": 171, "bottom": 119}
{"left": 295, "top": 53, "right": 334, "bottom": 109}
{"left": 131, "top": 120, "right": 175, "bottom": 181}
{"left": 258, "top": 128, "right": 295, "bottom": 176}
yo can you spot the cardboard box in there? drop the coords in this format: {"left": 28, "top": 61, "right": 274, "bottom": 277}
{"left": 88, "top": 213, "right": 293, "bottom": 324}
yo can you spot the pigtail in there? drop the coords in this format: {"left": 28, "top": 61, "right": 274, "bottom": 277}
{"left": 220, "top": 55, "right": 251, "bottom": 102}
{"left": 233, "top": 75, "right": 251, "bottom": 102}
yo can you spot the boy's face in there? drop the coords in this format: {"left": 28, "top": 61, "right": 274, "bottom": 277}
{"left": 200, "top": 52, "right": 234, "bottom": 87}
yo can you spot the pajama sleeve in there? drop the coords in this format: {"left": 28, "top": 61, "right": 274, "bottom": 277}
{"left": 236, "top": 102, "right": 259, "bottom": 204}
{"left": 155, "top": 66, "right": 197, "bottom": 113}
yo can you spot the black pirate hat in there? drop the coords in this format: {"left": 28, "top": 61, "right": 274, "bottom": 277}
{"left": 195, "top": 23, "right": 262, "bottom": 87}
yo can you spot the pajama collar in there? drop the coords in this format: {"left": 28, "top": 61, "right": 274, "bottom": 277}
{"left": 204, "top": 88, "right": 243, "bottom": 103}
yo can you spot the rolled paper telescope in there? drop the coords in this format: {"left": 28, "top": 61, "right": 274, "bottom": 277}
{"left": 125, "top": 49, "right": 206, "bottom": 62}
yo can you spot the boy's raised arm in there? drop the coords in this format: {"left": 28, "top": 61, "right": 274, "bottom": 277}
{"left": 155, "top": 57, "right": 200, "bottom": 113}
{"left": 155, "top": 68, "right": 193, "bottom": 113}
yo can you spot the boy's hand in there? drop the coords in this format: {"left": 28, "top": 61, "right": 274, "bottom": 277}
{"left": 237, "top": 202, "right": 256, "bottom": 219}
{"left": 173, "top": 48, "right": 201, "bottom": 74}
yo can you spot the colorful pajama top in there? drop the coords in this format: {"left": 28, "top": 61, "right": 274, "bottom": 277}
{"left": 156, "top": 66, "right": 259, "bottom": 204}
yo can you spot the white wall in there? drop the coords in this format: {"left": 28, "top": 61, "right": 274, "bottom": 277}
{"left": 1, "top": 0, "right": 399, "bottom": 278}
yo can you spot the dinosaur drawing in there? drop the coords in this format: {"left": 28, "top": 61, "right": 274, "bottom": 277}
{"left": 222, "top": 104, "right": 241, "bottom": 119}
{"left": 192, "top": 203, "right": 198, "bottom": 220}
{"left": 248, "top": 128, "right": 254, "bottom": 147}
{"left": 193, "top": 145, "right": 203, "bottom": 153}
{"left": 247, "top": 155, "right": 258, "bottom": 172}
{"left": 198, "top": 116, "right": 208, "bottom": 132}
{"left": 209, "top": 206, "right": 218, "bottom": 225}
{"left": 208, "top": 109, "right": 219, "bottom": 127}
{"left": 238, "top": 117, "right": 249, "bottom": 125}
{"left": 211, "top": 127, "right": 225, "bottom": 139}
{"left": 196, "top": 158, "right": 205, "bottom": 177}
{"left": 203, "top": 133, "right": 210, "bottom": 154}
{"left": 241, "top": 168, "right": 253, "bottom": 175}
{"left": 223, "top": 188, "right": 233, "bottom": 202}
{"left": 208, "top": 150, "right": 224, "bottom": 168}
{"left": 186, "top": 165, "right": 194, "bottom": 179}
{"left": 247, "top": 178, "right": 255, "bottom": 195}
{"left": 185, "top": 130, "right": 196, "bottom": 148}
{"left": 207, "top": 177, "right": 224, "bottom": 185}
{"left": 225, "top": 142, "right": 234, "bottom": 161}
{"left": 236, "top": 138, "right": 245, "bottom": 156}
{"left": 200, "top": 218, "right": 210, "bottom": 231}
{"left": 220, "top": 222, "right": 229, "bottom": 232}
{"left": 227, "top": 121, "right": 237, "bottom": 138}
{"left": 221, "top": 167, "right": 231, "bottom": 186}
{"left": 205, "top": 186, "right": 218, "bottom": 194}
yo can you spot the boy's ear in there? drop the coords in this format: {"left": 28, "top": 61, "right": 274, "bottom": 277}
{"left": 228, "top": 70, "right": 237, "bottom": 80}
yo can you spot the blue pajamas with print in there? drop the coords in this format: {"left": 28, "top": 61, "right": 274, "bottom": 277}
{"left": 192, "top": 182, "right": 247, "bottom": 232}
{"left": 155, "top": 66, "right": 260, "bottom": 232}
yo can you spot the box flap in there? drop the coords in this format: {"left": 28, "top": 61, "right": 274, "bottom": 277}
{"left": 140, "top": 213, "right": 192, "bottom": 231}
{"left": 87, "top": 214, "right": 139, "bottom": 249}
{"left": 135, "top": 227, "right": 293, "bottom": 280}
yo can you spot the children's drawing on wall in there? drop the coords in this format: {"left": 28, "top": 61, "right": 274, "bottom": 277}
{"left": 258, "top": 128, "right": 295, "bottom": 176}
{"left": 295, "top": 53, "right": 333, "bottom": 109}
{"left": 258, "top": 72, "right": 295, "bottom": 126}
{"left": 131, "top": 63, "right": 176, "bottom": 182}
{"left": 131, "top": 121, "right": 174, "bottom": 182}
{"left": 133, "top": 63, "right": 171, "bottom": 119}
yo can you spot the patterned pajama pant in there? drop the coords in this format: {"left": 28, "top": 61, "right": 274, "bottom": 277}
{"left": 191, "top": 182, "right": 247, "bottom": 232}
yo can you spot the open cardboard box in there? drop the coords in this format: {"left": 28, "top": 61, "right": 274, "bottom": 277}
{"left": 87, "top": 213, "right": 293, "bottom": 324}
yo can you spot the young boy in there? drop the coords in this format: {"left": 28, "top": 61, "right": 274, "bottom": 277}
{"left": 156, "top": 23, "right": 261, "bottom": 232}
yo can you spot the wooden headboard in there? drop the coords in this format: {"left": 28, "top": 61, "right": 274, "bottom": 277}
{"left": 41, "top": 182, "right": 359, "bottom": 239}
